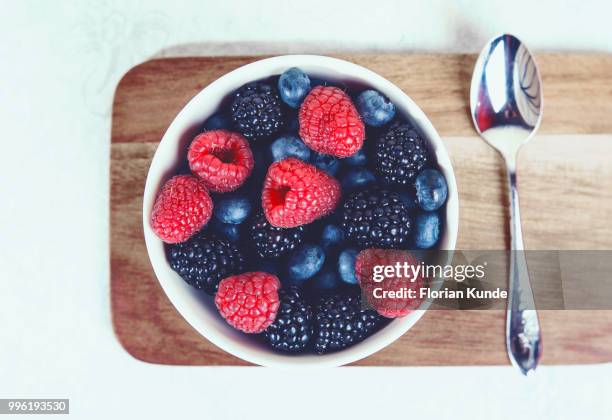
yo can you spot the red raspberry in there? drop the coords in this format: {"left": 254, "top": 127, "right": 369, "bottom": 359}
{"left": 214, "top": 272, "right": 281, "bottom": 333}
{"left": 150, "top": 175, "right": 213, "bottom": 244}
{"left": 299, "top": 86, "right": 365, "bottom": 158}
{"left": 355, "top": 249, "right": 425, "bottom": 318}
{"left": 188, "top": 130, "right": 254, "bottom": 193}
{"left": 262, "top": 158, "right": 341, "bottom": 228}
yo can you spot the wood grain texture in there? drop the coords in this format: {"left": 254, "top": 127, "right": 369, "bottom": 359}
{"left": 110, "top": 54, "right": 612, "bottom": 366}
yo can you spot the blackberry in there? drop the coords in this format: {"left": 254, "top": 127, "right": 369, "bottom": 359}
{"left": 249, "top": 211, "right": 304, "bottom": 258}
{"left": 374, "top": 123, "right": 429, "bottom": 185}
{"left": 313, "top": 291, "right": 383, "bottom": 354}
{"left": 265, "top": 286, "right": 313, "bottom": 352}
{"left": 168, "top": 232, "right": 245, "bottom": 295}
{"left": 341, "top": 187, "right": 412, "bottom": 249}
{"left": 231, "top": 81, "right": 285, "bottom": 141}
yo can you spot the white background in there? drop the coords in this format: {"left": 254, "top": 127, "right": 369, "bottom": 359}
{"left": 1, "top": 1, "right": 611, "bottom": 418}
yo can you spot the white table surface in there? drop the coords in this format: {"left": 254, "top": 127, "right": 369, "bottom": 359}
{"left": 1, "top": 1, "right": 611, "bottom": 418}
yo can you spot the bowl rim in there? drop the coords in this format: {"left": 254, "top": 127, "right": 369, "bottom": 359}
{"left": 142, "top": 54, "right": 459, "bottom": 367}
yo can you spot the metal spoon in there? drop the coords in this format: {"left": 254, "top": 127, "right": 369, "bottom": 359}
{"left": 469, "top": 33, "right": 543, "bottom": 375}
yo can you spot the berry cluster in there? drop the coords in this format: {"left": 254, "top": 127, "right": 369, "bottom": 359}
{"left": 150, "top": 66, "right": 449, "bottom": 355}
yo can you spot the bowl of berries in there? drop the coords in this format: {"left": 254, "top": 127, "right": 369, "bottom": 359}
{"left": 143, "top": 55, "right": 458, "bottom": 366}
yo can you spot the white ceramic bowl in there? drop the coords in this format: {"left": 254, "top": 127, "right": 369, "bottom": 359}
{"left": 143, "top": 55, "right": 459, "bottom": 367}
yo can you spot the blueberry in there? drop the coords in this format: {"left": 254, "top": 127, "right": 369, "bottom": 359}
{"left": 287, "top": 244, "right": 326, "bottom": 282}
{"left": 415, "top": 169, "right": 448, "bottom": 211}
{"left": 356, "top": 90, "right": 396, "bottom": 127}
{"left": 211, "top": 218, "right": 241, "bottom": 242}
{"left": 321, "top": 224, "right": 345, "bottom": 250}
{"left": 412, "top": 211, "right": 441, "bottom": 249}
{"left": 202, "top": 112, "right": 232, "bottom": 131}
{"left": 270, "top": 135, "right": 311, "bottom": 162}
{"left": 213, "top": 193, "right": 252, "bottom": 224}
{"left": 343, "top": 148, "right": 367, "bottom": 166}
{"left": 340, "top": 168, "right": 376, "bottom": 192}
{"left": 338, "top": 248, "right": 358, "bottom": 284}
{"left": 278, "top": 67, "right": 311, "bottom": 108}
{"left": 312, "top": 153, "right": 339, "bottom": 176}
{"left": 309, "top": 264, "right": 342, "bottom": 292}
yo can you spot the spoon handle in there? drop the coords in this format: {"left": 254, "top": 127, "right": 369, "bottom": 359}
{"left": 505, "top": 159, "right": 542, "bottom": 375}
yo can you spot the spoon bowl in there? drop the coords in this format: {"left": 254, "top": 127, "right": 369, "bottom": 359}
{"left": 470, "top": 34, "right": 543, "bottom": 156}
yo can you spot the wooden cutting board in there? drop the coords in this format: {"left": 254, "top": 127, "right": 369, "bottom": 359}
{"left": 110, "top": 54, "right": 612, "bottom": 366}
